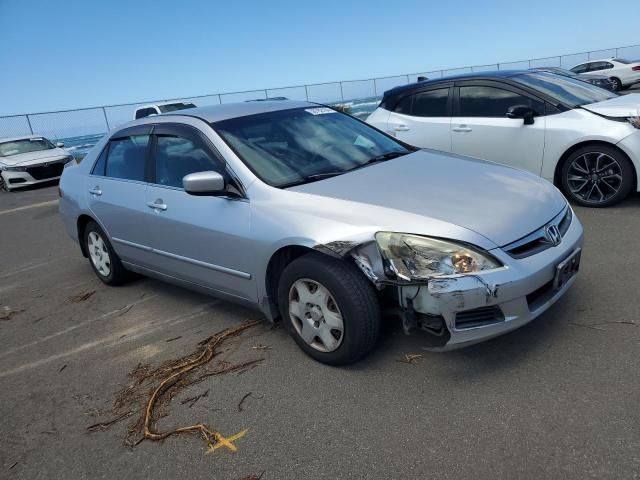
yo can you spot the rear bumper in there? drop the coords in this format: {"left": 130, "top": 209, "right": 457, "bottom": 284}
{"left": 399, "top": 210, "right": 584, "bottom": 349}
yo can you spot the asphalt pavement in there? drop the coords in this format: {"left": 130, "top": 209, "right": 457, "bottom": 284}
{"left": 0, "top": 184, "right": 639, "bottom": 479}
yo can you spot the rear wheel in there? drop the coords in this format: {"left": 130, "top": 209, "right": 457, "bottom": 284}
{"left": 83, "top": 221, "right": 128, "bottom": 285}
{"left": 561, "top": 145, "right": 634, "bottom": 207}
{"left": 277, "top": 253, "right": 380, "bottom": 365}
{"left": 610, "top": 77, "right": 622, "bottom": 91}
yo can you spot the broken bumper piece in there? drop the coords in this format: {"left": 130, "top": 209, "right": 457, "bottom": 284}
{"left": 396, "top": 212, "right": 584, "bottom": 350}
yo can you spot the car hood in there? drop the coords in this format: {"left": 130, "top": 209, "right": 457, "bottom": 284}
{"left": 289, "top": 150, "right": 566, "bottom": 247}
{"left": 582, "top": 94, "right": 640, "bottom": 117}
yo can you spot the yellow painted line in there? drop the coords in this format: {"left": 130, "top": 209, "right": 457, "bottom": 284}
{"left": 0, "top": 199, "right": 58, "bottom": 216}
{"left": 207, "top": 429, "right": 248, "bottom": 453}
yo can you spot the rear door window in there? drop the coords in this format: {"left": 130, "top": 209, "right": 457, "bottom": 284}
{"left": 104, "top": 135, "right": 150, "bottom": 181}
{"left": 393, "top": 88, "right": 450, "bottom": 117}
{"left": 458, "top": 86, "right": 544, "bottom": 117}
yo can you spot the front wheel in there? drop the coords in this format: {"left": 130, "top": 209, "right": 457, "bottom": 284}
{"left": 277, "top": 253, "right": 381, "bottom": 365}
{"left": 560, "top": 145, "right": 634, "bottom": 207}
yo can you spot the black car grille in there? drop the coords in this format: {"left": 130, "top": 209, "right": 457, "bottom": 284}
{"left": 455, "top": 306, "right": 505, "bottom": 329}
{"left": 26, "top": 162, "right": 65, "bottom": 180}
{"left": 502, "top": 207, "right": 572, "bottom": 259}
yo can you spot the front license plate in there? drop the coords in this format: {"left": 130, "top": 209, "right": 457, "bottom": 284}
{"left": 553, "top": 248, "right": 581, "bottom": 290}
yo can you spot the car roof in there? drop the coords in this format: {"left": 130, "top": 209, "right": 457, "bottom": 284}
{"left": 0, "top": 134, "right": 49, "bottom": 143}
{"left": 163, "top": 99, "right": 316, "bottom": 123}
{"left": 384, "top": 70, "right": 529, "bottom": 96}
{"left": 135, "top": 101, "right": 197, "bottom": 110}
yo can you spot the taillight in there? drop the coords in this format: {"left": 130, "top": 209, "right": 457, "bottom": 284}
{"left": 632, "top": 65, "right": 640, "bottom": 71}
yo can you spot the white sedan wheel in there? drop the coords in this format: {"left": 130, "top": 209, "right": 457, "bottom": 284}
{"left": 288, "top": 278, "right": 344, "bottom": 353}
{"left": 88, "top": 231, "right": 111, "bottom": 277}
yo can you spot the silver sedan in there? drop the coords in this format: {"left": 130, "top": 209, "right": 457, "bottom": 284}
{"left": 59, "top": 100, "right": 583, "bottom": 365}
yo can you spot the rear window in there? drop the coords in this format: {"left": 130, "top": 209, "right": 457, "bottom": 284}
{"left": 158, "top": 102, "right": 197, "bottom": 113}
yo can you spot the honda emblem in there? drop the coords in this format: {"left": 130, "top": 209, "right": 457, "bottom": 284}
{"left": 545, "top": 225, "right": 561, "bottom": 246}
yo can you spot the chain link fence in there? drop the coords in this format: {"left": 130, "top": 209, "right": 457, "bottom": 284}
{"left": 1, "top": 43, "right": 639, "bottom": 158}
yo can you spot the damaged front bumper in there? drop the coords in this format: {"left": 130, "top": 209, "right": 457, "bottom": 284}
{"left": 350, "top": 209, "right": 584, "bottom": 350}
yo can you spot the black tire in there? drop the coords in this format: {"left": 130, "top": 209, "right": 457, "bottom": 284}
{"left": 277, "top": 252, "right": 381, "bottom": 365}
{"left": 560, "top": 144, "right": 634, "bottom": 207}
{"left": 83, "top": 220, "right": 129, "bottom": 285}
{"left": 610, "top": 77, "right": 622, "bottom": 91}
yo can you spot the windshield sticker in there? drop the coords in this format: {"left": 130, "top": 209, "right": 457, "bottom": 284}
{"left": 305, "top": 107, "right": 336, "bottom": 115}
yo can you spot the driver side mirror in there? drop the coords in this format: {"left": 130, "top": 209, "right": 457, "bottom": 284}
{"left": 183, "top": 171, "right": 226, "bottom": 196}
{"left": 506, "top": 105, "right": 535, "bottom": 125}
{"left": 56, "top": 142, "right": 65, "bottom": 148}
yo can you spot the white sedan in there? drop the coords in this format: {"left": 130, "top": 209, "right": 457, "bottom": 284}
{"left": 570, "top": 58, "right": 640, "bottom": 91}
{"left": 0, "top": 135, "right": 74, "bottom": 191}
{"left": 367, "top": 70, "right": 640, "bottom": 207}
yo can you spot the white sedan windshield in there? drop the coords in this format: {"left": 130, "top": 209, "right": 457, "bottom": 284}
{"left": 0, "top": 138, "right": 55, "bottom": 157}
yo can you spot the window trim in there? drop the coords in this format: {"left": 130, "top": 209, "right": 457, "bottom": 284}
{"left": 452, "top": 80, "right": 547, "bottom": 118}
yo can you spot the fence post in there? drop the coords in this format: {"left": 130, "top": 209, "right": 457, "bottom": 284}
{"left": 101, "top": 107, "right": 110, "bottom": 131}
{"left": 497, "top": 63, "right": 500, "bottom": 70}
{"left": 373, "top": 78, "right": 377, "bottom": 96}
{"left": 339, "top": 82, "right": 344, "bottom": 101}
{"left": 304, "top": 85, "right": 309, "bottom": 101}
{"left": 25, "top": 114, "right": 34, "bottom": 134}
{"left": 406, "top": 74, "right": 410, "bottom": 84}
{"left": 615, "top": 47, "right": 619, "bottom": 56}
{"left": 264, "top": 89, "right": 268, "bottom": 99}
{"left": 587, "top": 51, "right": 591, "bottom": 60}
{"left": 218, "top": 94, "right": 222, "bottom": 104}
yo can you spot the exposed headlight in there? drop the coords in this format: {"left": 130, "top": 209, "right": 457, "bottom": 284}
{"left": 375, "top": 232, "right": 502, "bottom": 281}
{"left": 627, "top": 116, "right": 640, "bottom": 129}
{"left": 2, "top": 165, "right": 26, "bottom": 172}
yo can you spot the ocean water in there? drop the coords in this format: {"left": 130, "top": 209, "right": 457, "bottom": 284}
{"left": 61, "top": 133, "right": 105, "bottom": 159}
{"left": 59, "top": 97, "right": 382, "bottom": 159}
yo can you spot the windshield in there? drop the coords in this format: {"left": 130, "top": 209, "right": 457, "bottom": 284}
{"left": 0, "top": 138, "right": 56, "bottom": 158}
{"left": 512, "top": 72, "right": 617, "bottom": 107}
{"left": 213, "top": 107, "right": 409, "bottom": 187}
{"left": 158, "top": 102, "right": 196, "bottom": 113}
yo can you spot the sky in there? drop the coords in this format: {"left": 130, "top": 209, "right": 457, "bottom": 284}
{"left": 1, "top": 0, "right": 639, "bottom": 116}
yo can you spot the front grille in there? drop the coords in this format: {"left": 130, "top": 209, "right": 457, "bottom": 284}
{"left": 26, "top": 162, "right": 65, "bottom": 180}
{"left": 455, "top": 306, "right": 505, "bottom": 329}
{"left": 502, "top": 207, "right": 572, "bottom": 259}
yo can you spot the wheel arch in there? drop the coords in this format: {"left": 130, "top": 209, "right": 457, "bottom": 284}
{"left": 76, "top": 214, "right": 96, "bottom": 258}
{"left": 263, "top": 245, "right": 317, "bottom": 321}
{"left": 553, "top": 140, "right": 637, "bottom": 191}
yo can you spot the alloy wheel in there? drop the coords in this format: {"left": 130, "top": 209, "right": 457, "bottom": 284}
{"left": 288, "top": 278, "right": 344, "bottom": 353}
{"left": 88, "top": 231, "right": 112, "bottom": 277}
{"left": 566, "top": 152, "right": 623, "bottom": 205}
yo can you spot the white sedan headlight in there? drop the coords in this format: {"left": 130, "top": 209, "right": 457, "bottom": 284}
{"left": 375, "top": 232, "right": 502, "bottom": 281}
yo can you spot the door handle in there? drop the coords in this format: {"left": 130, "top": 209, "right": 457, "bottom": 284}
{"left": 393, "top": 124, "right": 410, "bottom": 132}
{"left": 88, "top": 186, "right": 102, "bottom": 196}
{"left": 452, "top": 125, "right": 472, "bottom": 133}
{"left": 146, "top": 200, "right": 167, "bottom": 211}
